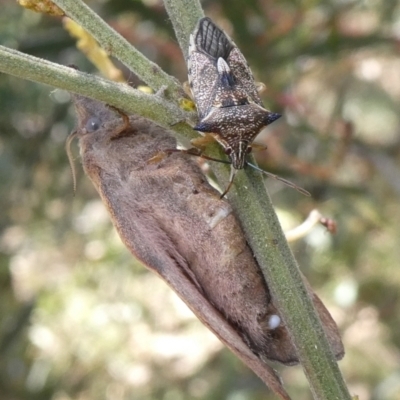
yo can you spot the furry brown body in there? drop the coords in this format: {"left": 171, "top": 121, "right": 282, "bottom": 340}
{"left": 71, "top": 95, "right": 343, "bottom": 399}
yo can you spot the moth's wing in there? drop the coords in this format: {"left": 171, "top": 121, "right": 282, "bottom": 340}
{"left": 302, "top": 276, "right": 345, "bottom": 360}
{"left": 172, "top": 171, "right": 344, "bottom": 365}
{"left": 98, "top": 182, "right": 292, "bottom": 400}
{"left": 259, "top": 274, "right": 344, "bottom": 364}
{"left": 239, "top": 285, "right": 344, "bottom": 366}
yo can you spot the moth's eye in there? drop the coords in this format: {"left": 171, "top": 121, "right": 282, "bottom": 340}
{"left": 85, "top": 117, "right": 101, "bottom": 132}
{"left": 268, "top": 314, "right": 281, "bottom": 330}
{"left": 224, "top": 147, "right": 232, "bottom": 155}
{"left": 246, "top": 145, "right": 252, "bottom": 154}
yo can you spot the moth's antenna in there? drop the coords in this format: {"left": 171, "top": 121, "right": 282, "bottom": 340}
{"left": 246, "top": 162, "right": 311, "bottom": 197}
{"left": 66, "top": 131, "right": 78, "bottom": 196}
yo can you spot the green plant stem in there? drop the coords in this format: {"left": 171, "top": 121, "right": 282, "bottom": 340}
{"left": 52, "top": 0, "right": 184, "bottom": 100}
{"left": 0, "top": 46, "right": 196, "bottom": 142}
{"left": 163, "top": 0, "right": 204, "bottom": 59}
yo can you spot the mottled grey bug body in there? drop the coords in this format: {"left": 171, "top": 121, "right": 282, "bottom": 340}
{"left": 187, "top": 17, "right": 281, "bottom": 170}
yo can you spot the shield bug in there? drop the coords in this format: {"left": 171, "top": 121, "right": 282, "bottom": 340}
{"left": 187, "top": 17, "right": 308, "bottom": 196}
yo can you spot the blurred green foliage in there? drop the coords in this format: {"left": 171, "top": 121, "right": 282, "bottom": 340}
{"left": 1, "top": 0, "right": 400, "bottom": 399}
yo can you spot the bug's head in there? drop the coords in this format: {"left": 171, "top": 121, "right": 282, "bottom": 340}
{"left": 225, "top": 140, "right": 251, "bottom": 170}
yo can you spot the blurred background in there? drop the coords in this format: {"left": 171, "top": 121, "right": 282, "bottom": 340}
{"left": 1, "top": 0, "right": 400, "bottom": 399}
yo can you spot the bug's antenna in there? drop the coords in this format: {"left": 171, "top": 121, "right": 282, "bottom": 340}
{"left": 246, "top": 162, "right": 311, "bottom": 197}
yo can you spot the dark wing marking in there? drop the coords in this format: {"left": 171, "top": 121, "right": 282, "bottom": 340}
{"left": 195, "top": 17, "right": 234, "bottom": 60}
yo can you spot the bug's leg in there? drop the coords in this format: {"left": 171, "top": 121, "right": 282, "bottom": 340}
{"left": 183, "top": 81, "right": 194, "bottom": 99}
{"left": 106, "top": 105, "right": 130, "bottom": 139}
{"left": 220, "top": 165, "right": 237, "bottom": 198}
{"left": 147, "top": 147, "right": 206, "bottom": 165}
{"left": 150, "top": 147, "right": 231, "bottom": 165}
{"left": 250, "top": 142, "right": 268, "bottom": 153}
{"left": 190, "top": 133, "right": 217, "bottom": 151}
{"left": 147, "top": 151, "right": 169, "bottom": 164}
{"left": 150, "top": 134, "right": 219, "bottom": 163}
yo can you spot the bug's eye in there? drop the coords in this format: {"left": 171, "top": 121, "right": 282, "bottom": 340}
{"left": 224, "top": 147, "right": 232, "bottom": 155}
{"left": 246, "top": 145, "right": 252, "bottom": 154}
{"left": 85, "top": 117, "right": 101, "bottom": 132}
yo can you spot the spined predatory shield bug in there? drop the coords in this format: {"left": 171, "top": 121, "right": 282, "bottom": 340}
{"left": 187, "top": 17, "right": 309, "bottom": 197}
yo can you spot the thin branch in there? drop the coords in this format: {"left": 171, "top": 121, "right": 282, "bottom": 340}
{"left": 52, "top": 0, "right": 184, "bottom": 100}
{"left": 285, "top": 209, "right": 325, "bottom": 242}
{"left": 164, "top": 0, "right": 204, "bottom": 59}
{"left": 0, "top": 46, "right": 197, "bottom": 142}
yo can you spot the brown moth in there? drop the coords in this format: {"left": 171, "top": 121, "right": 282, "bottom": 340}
{"left": 69, "top": 95, "right": 344, "bottom": 400}
{"left": 187, "top": 18, "right": 307, "bottom": 196}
